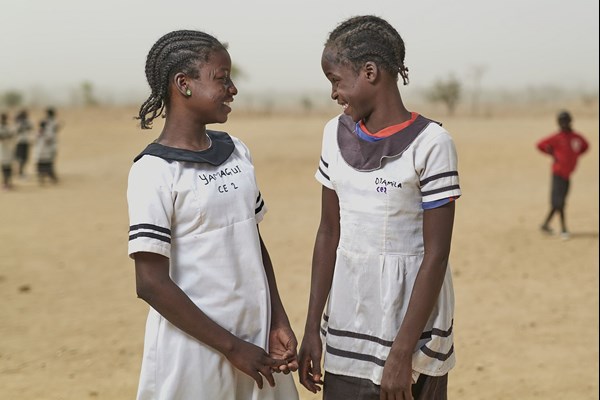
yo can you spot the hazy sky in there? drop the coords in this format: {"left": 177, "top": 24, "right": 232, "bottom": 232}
{"left": 1, "top": 0, "right": 598, "bottom": 103}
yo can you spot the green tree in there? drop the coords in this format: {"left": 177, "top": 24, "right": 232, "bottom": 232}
{"left": 3, "top": 90, "right": 24, "bottom": 108}
{"left": 81, "top": 81, "right": 99, "bottom": 106}
{"left": 426, "top": 76, "right": 461, "bottom": 115}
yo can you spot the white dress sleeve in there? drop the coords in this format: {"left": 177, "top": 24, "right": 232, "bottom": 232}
{"left": 127, "top": 156, "right": 174, "bottom": 259}
{"left": 234, "top": 137, "right": 268, "bottom": 223}
{"left": 416, "top": 130, "right": 462, "bottom": 206}
{"left": 315, "top": 116, "right": 339, "bottom": 190}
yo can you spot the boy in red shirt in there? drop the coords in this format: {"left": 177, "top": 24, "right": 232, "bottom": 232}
{"left": 537, "top": 110, "right": 589, "bottom": 239}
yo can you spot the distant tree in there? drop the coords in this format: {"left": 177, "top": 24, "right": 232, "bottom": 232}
{"left": 3, "top": 90, "right": 24, "bottom": 108}
{"left": 426, "top": 76, "right": 462, "bottom": 115}
{"left": 300, "top": 96, "right": 314, "bottom": 114}
{"left": 81, "top": 81, "right": 99, "bottom": 106}
{"left": 467, "top": 65, "right": 487, "bottom": 116}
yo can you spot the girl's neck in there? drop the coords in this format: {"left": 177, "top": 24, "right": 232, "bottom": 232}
{"left": 363, "top": 92, "right": 411, "bottom": 133}
{"left": 157, "top": 119, "right": 210, "bottom": 151}
{"left": 362, "top": 105, "right": 412, "bottom": 132}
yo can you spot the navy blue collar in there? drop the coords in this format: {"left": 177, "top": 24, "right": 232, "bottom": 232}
{"left": 337, "top": 114, "right": 441, "bottom": 172}
{"left": 134, "top": 130, "right": 235, "bottom": 166}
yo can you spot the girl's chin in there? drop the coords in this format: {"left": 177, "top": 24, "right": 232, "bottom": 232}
{"left": 343, "top": 106, "right": 360, "bottom": 122}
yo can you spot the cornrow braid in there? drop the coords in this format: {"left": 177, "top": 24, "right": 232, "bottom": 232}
{"left": 325, "top": 15, "right": 409, "bottom": 85}
{"left": 136, "top": 30, "right": 226, "bottom": 129}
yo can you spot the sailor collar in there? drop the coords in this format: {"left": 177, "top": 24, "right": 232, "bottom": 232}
{"left": 133, "top": 130, "right": 235, "bottom": 166}
{"left": 337, "top": 114, "right": 441, "bottom": 172}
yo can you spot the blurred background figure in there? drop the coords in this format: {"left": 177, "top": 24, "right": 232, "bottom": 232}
{"left": 0, "top": 113, "right": 16, "bottom": 190}
{"left": 537, "top": 110, "right": 589, "bottom": 239}
{"left": 14, "top": 109, "right": 33, "bottom": 178}
{"left": 35, "top": 115, "right": 59, "bottom": 185}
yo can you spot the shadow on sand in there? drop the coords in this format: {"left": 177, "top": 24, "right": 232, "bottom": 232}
{"left": 569, "top": 231, "right": 599, "bottom": 239}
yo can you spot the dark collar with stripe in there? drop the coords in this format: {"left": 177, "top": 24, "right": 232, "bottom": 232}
{"left": 337, "top": 114, "right": 441, "bottom": 172}
{"left": 133, "top": 130, "right": 234, "bottom": 165}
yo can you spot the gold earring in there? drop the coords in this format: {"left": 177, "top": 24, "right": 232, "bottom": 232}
{"left": 185, "top": 88, "right": 192, "bottom": 96}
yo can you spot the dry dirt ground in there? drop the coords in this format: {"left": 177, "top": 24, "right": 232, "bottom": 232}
{"left": 1, "top": 107, "right": 598, "bottom": 399}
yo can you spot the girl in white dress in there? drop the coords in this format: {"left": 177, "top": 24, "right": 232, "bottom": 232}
{"left": 0, "top": 113, "right": 15, "bottom": 189}
{"left": 127, "top": 30, "right": 299, "bottom": 400}
{"left": 299, "top": 16, "right": 461, "bottom": 400}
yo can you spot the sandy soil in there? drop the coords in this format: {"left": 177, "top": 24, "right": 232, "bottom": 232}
{"left": 1, "top": 107, "right": 598, "bottom": 399}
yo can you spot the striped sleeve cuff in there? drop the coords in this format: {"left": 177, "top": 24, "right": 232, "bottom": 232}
{"left": 420, "top": 171, "right": 461, "bottom": 204}
{"left": 255, "top": 192, "right": 267, "bottom": 223}
{"left": 128, "top": 223, "right": 171, "bottom": 259}
{"left": 315, "top": 156, "right": 333, "bottom": 189}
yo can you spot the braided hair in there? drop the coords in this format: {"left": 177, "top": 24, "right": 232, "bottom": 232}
{"left": 136, "top": 30, "right": 226, "bottom": 129}
{"left": 325, "top": 15, "right": 409, "bottom": 85}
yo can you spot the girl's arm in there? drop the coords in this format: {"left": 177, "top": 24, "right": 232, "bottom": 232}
{"left": 134, "top": 251, "right": 285, "bottom": 389}
{"left": 257, "top": 227, "right": 299, "bottom": 373}
{"left": 380, "top": 201, "right": 455, "bottom": 398}
{"left": 299, "top": 186, "right": 340, "bottom": 393}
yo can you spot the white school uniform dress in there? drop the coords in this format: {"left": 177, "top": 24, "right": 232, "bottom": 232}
{"left": 35, "top": 125, "right": 57, "bottom": 163}
{"left": 127, "top": 131, "right": 298, "bottom": 400}
{"left": 315, "top": 114, "right": 461, "bottom": 384}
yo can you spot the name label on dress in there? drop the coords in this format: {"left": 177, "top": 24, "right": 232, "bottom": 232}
{"left": 199, "top": 165, "right": 243, "bottom": 185}
{"left": 374, "top": 177, "right": 402, "bottom": 193}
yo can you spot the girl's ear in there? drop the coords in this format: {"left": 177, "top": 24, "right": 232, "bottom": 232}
{"left": 364, "top": 61, "right": 379, "bottom": 83}
{"left": 173, "top": 72, "right": 189, "bottom": 97}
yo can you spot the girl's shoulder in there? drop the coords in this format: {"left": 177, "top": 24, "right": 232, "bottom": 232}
{"left": 130, "top": 151, "right": 174, "bottom": 176}
{"left": 416, "top": 117, "right": 455, "bottom": 146}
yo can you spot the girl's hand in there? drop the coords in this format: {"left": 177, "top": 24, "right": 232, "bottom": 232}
{"left": 224, "top": 339, "right": 287, "bottom": 389}
{"left": 298, "top": 331, "right": 324, "bottom": 393}
{"left": 379, "top": 349, "right": 413, "bottom": 400}
{"left": 269, "top": 325, "right": 299, "bottom": 374}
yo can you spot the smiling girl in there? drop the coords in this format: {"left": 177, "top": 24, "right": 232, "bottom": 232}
{"left": 127, "top": 30, "right": 299, "bottom": 400}
{"left": 299, "top": 16, "right": 461, "bottom": 400}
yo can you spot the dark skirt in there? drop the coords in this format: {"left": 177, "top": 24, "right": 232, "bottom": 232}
{"left": 15, "top": 142, "right": 29, "bottom": 162}
{"left": 323, "top": 372, "right": 448, "bottom": 400}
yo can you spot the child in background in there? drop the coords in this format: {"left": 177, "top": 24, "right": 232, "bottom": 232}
{"left": 0, "top": 113, "right": 15, "bottom": 190}
{"left": 299, "top": 15, "right": 461, "bottom": 400}
{"left": 35, "top": 120, "right": 58, "bottom": 184}
{"left": 14, "top": 109, "right": 34, "bottom": 178}
{"left": 127, "top": 30, "right": 299, "bottom": 399}
{"left": 537, "top": 110, "right": 589, "bottom": 239}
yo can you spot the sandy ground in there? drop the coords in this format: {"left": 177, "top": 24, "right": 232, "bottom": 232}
{"left": 0, "top": 107, "right": 598, "bottom": 400}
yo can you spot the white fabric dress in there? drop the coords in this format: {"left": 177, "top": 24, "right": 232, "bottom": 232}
{"left": 315, "top": 114, "right": 461, "bottom": 384}
{"left": 127, "top": 131, "right": 298, "bottom": 400}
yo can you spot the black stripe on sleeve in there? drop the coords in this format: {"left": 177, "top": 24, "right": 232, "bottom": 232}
{"left": 420, "top": 171, "right": 458, "bottom": 187}
{"left": 129, "top": 224, "right": 171, "bottom": 235}
{"left": 421, "top": 184, "right": 460, "bottom": 197}
{"left": 318, "top": 166, "right": 330, "bottom": 181}
{"left": 129, "top": 232, "right": 171, "bottom": 243}
{"left": 256, "top": 192, "right": 262, "bottom": 203}
{"left": 320, "top": 156, "right": 329, "bottom": 168}
{"left": 255, "top": 199, "right": 265, "bottom": 214}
